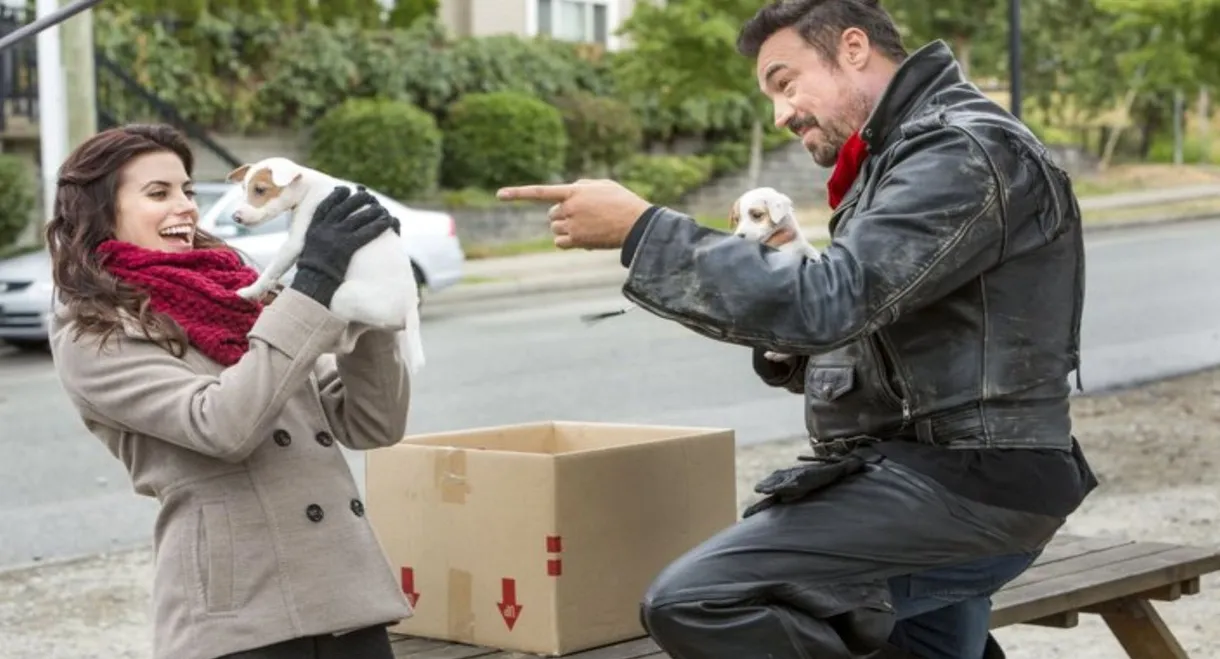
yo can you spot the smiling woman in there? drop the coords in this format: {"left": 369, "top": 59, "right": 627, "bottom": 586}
{"left": 39, "top": 123, "right": 417, "bottom": 659}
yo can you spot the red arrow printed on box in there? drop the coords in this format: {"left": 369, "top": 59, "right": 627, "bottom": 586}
{"left": 400, "top": 567, "right": 420, "bottom": 608}
{"left": 497, "top": 578, "right": 523, "bottom": 630}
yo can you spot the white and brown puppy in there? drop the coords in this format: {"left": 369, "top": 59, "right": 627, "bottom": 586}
{"left": 728, "top": 186, "right": 822, "bottom": 261}
{"left": 728, "top": 186, "right": 822, "bottom": 362}
{"left": 224, "top": 157, "right": 425, "bottom": 374}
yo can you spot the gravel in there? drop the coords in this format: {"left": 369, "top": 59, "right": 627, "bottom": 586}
{"left": 2, "top": 367, "right": 1219, "bottom": 659}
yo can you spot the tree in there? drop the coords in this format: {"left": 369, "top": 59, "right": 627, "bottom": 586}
{"left": 614, "top": 0, "right": 772, "bottom": 188}
{"left": 887, "top": 0, "right": 1006, "bottom": 79}
{"left": 388, "top": 0, "right": 438, "bottom": 28}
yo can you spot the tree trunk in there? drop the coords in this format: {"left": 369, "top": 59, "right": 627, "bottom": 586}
{"left": 747, "top": 117, "right": 764, "bottom": 188}
{"left": 1198, "top": 88, "right": 1211, "bottom": 163}
{"left": 953, "top": 36, "right": 972, "bottom": 79}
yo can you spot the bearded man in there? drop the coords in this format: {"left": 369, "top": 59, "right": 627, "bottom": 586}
{"left": 497, "top": 1, "right": 1099, "bottom": 657}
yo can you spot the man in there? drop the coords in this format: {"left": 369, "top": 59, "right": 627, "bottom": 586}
{"left": 498, "top": 1, "right": 1098, "bottom": 657}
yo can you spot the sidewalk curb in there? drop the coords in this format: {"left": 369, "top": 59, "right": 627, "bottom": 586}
{"left": 429, "top": 213, "right": 1220, "bottom": 311}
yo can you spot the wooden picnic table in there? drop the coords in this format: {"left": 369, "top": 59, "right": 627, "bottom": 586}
{"left": 388, "top": 532, "right": 1220, "bottom": 659}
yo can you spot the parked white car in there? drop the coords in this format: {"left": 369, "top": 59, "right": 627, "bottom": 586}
{"left": 0, "top": 180, "right": 465, "bottom": 349}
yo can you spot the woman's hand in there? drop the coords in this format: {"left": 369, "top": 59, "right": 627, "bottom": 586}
{"left": 290, "top": 186, "right": 400, "bottom": 307}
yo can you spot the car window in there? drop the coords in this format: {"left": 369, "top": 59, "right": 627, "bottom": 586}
{"left": 212, "top": 195, "right": 292, "bottom": 237}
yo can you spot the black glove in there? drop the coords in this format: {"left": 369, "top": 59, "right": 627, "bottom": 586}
{"left": 741, "top": 454, "right": 866, "bottom": 518}
{"left": 752, "top": 347, "right": 807, "bottom": 393}
{"left": 291, "top": 186, "right": 400, "bottom": 307}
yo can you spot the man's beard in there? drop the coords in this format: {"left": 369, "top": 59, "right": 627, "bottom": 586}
{"left": 791, "top": 91, "right": 872, "bottom": 168}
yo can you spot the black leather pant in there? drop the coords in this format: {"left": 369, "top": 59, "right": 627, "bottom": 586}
{"left": 640, "top": 453, "right": 1063, "bottom": 659}
{"left": 214, "top": 624, "right": 394, "bottom": 659}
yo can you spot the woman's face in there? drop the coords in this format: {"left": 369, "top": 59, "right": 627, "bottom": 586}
{"left": 112, "top": 151, "right": 199, "bottom": 253}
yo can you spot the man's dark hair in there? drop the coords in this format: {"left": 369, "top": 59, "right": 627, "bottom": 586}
{"left": 737, "top": 0, "right": 908, "bottom": 64}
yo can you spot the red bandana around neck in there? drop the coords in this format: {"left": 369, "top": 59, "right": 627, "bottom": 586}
{"left": 826, "top": 131, "right": 870, "bottom": 210}
{"left": 96, "top": 240, "right": 264, "bottom": 366}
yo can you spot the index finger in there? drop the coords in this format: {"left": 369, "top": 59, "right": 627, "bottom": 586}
{"left": 496, "top": 184, "right": 576, "bottom": 202}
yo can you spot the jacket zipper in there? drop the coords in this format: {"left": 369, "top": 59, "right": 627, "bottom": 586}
{"left": 870, "top": 332, "right": 912, "bottom": 425}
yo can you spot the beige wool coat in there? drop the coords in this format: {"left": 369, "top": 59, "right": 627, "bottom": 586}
{"left": 49, "top": 288, "right": 414, "bottom": 659}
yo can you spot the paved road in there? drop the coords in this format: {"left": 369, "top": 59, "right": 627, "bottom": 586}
{"left": 1, "top": 219, "right": 1218, "bottom": 570}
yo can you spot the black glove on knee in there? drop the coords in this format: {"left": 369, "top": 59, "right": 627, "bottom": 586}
{"left": 741, "top": 454, "right": 867, "bottom": 518}
{"left": 290, "top": 186, "right": 401, "bottom": 307}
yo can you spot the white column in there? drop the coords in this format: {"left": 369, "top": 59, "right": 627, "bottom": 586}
{"left": 36, "top": 0, "right": 68, "bottom": 221}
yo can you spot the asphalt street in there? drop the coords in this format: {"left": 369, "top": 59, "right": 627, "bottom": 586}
{"left": 1, "top": 219, "right": 1218, "bottom": 570}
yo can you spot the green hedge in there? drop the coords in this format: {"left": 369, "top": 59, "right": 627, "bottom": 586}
{"left": 92, "top": 7, "right": 759, "bottom": 141}
{"left": 0, "top": 155, "right": 35, "bottom": 250}
{"left": 619, "top": 154, "right": 715, "bottom": 206}
{"left": 308, "top": 98, "right": 443, "bottom": 200}
{"left": 552, "top": 91, "right": 642, "bottom": 178}
{"left": 441, "top": 91, "right": 568, "bottom": 190}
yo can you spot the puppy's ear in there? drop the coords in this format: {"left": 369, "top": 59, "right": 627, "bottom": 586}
{"left": 226, "top": 164, "right": 251, "bottom": 184}
{"left": 727, "top": 200, "right": 741, "bottom": 231}
{"left": 763, "top": 192, "right": 794, "bottom": 226}
{"left": 267, "top": 160, "right": 304, "bottom": 188}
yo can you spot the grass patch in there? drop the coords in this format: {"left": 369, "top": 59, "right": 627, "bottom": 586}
{"left": 0, "top": 242, "right": 40, "bottom": 260}
{"left": 1082, "top": 197, "right": 1220, "bottom": 225}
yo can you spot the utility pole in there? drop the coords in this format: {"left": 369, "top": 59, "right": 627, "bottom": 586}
{"left": 1009, "top": 0, "right": 1022, "bottom": 121}
{"left": 59, "top": 0, "right": 96, "bottom": 151}
{"left": 35, "top": 0, "right": 68, "bottom": 221}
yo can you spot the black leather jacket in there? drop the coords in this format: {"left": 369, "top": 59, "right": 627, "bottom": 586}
{"left": 621, "top": 41, "right": 1085, "bottom": 452}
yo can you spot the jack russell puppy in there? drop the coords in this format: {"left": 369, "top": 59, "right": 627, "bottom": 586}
{"left": 581, "top": 186, "right": 822, "bottom": 359}
{"left": 727, "top": 186, "right": 822, "bottom": 363}
{"left": 224, "top": 157, "right": 426, "bottom": 374}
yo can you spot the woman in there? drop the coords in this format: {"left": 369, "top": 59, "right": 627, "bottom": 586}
{"left": 46, "top": 123, "right": 414, "bottom": 659}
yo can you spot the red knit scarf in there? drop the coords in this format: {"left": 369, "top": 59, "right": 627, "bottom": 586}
{"left": 826, "top": 131, "right": 870, "bottom": 209}
{"left": 96, "top": 240, "right": 264, "bottom": 366}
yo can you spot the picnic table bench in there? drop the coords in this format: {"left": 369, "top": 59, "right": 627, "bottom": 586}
{"left": 388, "top": 533, "right": 1220, "bottom": 659}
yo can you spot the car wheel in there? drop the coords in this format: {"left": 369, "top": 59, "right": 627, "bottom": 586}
{"left": 3, "top": 339, "right": 49, "bottom": 352}
{"left": 412, "top": 263, "right": 427, "bottom": 309}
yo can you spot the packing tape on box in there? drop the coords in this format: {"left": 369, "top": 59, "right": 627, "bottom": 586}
{"left": 448, "top": 567, "right": 475, "bottom": 642}
{"left": 435, "top": 448, "right": 470, "bottom": 504}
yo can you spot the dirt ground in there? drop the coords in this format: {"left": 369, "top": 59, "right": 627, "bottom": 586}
{"left": 2, "top": 367, "right": 1219, "bottom": 659}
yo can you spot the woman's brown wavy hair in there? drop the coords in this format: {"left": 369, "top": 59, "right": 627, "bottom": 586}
{"left": 45, "top": 123, "right": 235, "bottom": 356}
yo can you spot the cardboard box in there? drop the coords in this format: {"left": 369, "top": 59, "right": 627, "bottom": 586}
{"left": 365, "top": 421, "right": 737, "bottom": 655}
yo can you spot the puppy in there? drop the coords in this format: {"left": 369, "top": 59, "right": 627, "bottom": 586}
{"left": 728, "top": 186, "right": 822, "bottom": 362}
{"left": 728, "top": 186, "right": 823, "bottom": 261}
{"left": 224, "top": 157, "right": 425, "bottom": 374}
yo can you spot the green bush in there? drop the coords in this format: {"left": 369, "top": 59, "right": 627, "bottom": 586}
{"left": 0, "top": 156, "right": 35, "bottom": 250}
{"left": 552, "top": 91, "right": 642, "bottom": 178}
{"left": 618, "top": 154, "right": 715, "bottom": 206}
{"left": 308, "top": 98, "right": 443, "bottom": 200}
{"left": 441, "top": 91, "right": 568, "bottom": 190}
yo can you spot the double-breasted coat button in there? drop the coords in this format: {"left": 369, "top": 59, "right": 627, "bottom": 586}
{"left": 306, "top": 504, "right": 324, "bottom": 523}
{"left": 350, "top": 499, "right": 365, "bottom": 517}
{"left": 273, "top": 429, "right": 291, "bottom": 447}
{"left": 315, "top": 431, "right": 334, "bottom": 447}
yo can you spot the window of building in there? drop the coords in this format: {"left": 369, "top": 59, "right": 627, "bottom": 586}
{"left": 537, "top": 0, "right": 610, "bottom": 46}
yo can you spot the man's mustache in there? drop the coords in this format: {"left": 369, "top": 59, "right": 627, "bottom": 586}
{"left": 787, "top": 114, "right": 818, "bottom": 136}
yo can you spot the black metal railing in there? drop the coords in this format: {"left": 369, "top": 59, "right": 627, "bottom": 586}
{"left": 0, "top": 5, "right": 39, "bottom": 132}
{"left": 0, "top": 5, "right": 241, "bottom": 171}
{"left": 93, "top": 51, "right": 242, "bottom": 169}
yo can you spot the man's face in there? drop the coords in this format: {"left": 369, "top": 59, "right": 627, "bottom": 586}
{"left": 756, "top": 27, "right": 875, "bottom": 168}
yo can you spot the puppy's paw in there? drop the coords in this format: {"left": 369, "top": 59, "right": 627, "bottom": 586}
{"left": 763, "top": 350, "right": 792, "bottom": 362}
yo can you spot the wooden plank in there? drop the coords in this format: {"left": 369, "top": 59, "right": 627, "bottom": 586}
{"left": 392, "top": 535, "right": 1220, "bottom": 657}
{"left": 991, "top": 544, "right": 1220, "bottom": 627}
{"left": 1000, "top": 541, "right": 1180, "bottom": 593}
{"left": 1100, "top": 599, "right": 1190, "bottom": 659}
{"left": 476, "top": 637, "right": 662, "bottom": 659}
{"left": 392, "top": 637, "right": 496, "bottom": 659}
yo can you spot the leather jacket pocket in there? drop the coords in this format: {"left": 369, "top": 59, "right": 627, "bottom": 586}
{"left": 197, "top": 502, "right": 236, "bottom": 614}
{"left": 807, "top": 365, "right": 855, "bottom": 402}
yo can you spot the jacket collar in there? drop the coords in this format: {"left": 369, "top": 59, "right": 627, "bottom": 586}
{"left": 860, "top": 40, "right": 966, "bottom": 152}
